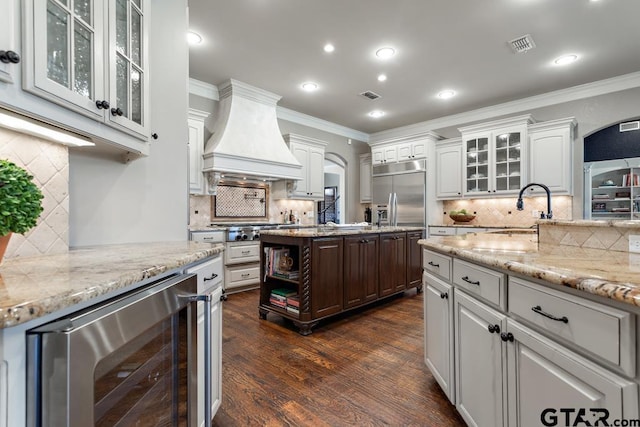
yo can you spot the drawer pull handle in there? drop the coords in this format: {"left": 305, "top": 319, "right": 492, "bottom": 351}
{"left": 488, "top": 324, "right": 500, "bottom": 334}
{"left": 531, "top": 305, "right": 568, "bottom": 323}
{"left": 241, "top": 273, "right": 250, "bottom": 278}
{"left": 428, "top": 261, "right": 440, "bottom": 268}
{"left": 440, "top": 292, "right": 448, "bottom": 299}
{"left": 241, "top": 250, "right": 251, "bottom": 255}
{"left": 461, "top": 276, "right": 480, "bottom": 286}
{"left": 204, "top": 273, "right": 218, "bottom": 281}
{"left": 500, "top": 332, "right": 514, "bottom": 342}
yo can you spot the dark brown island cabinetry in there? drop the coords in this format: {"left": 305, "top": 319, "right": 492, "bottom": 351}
{"left": 259, "top": 228, "right": 424, "bottom": 335}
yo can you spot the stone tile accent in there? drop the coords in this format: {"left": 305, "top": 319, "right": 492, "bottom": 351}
{"left": 0, "top": 128, "right": 69, "bottom": 259}
{"left": 442, "top": 195, "right": 572, "bottom": 227}
{"left": 538, "top": 220, "right": 640, "bottom": 253}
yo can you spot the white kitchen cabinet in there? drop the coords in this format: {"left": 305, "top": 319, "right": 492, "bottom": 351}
{"left": 17, "top": 0, "right": 150, "bottom": 144}
{"left": 188, "top": 108, "right": 210, "bottom": 194}
{"left": 436, "top": 138, "right": 462, "bottom": 199}
{"left": 460, "top": 115, "right": 533, "bottom": 197}
{"left": 372, "top": 144, "right": 397, "bottom": 165}
{"left": 275, "top": 134, "right": 327, "bottom": 200}
{"left": 528, "top": 118, "right": 576, "bottom": 195}
{"left": 424, "top": 272, "right": 455, "bottom": 403}
{"left": 454, "top": 289, "right": 507, "bottom": 427}
{"left": 506, "top": 319, "right": 637, "bottom": 427}
{"left": 0, "top": 1, "right": 19, "bottom": 85}
{"left": 359, "top": 153, "right": 372, "bottom": 203}
{"left": 397, "top": 139, "right": 426, "bottom": 161}
{"left": 186, "top": 257, "right": 224, "bottom": 426}
{"left": 423, "top": 247, "right": 640, "bottom": 427}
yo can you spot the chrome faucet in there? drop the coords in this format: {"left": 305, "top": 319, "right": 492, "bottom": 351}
{"left": 517, "top": 183, "right": 552, "bottom": 219}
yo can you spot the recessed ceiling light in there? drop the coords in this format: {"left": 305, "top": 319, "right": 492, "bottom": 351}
{"left": 324, "top": 43, "right": 335, "bottom": 53}
{"left": 437, "top": 90, "right": 456, "bottom": 99}
{"left": 375, "top": 47, "right": 395, "bottom": 59}
{"left": 368, "top": 110, "right": 385, "bottom": 118}
{"left": 377, "top": 74, "right": 387, "bottom": 82}
{"left": 187, "top": 31, "right": 203, "bottom": 46}
{"left": 301, "top": 82, "right": 319, "bottom": 92}
{"left": 554, "top": 54, "right": 579, "bottom": 66}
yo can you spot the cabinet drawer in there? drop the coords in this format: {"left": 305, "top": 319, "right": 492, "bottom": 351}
{"left": 190, "top": 231, "right": 225, "bottom": 243}
{"left": 225, "top": 264, "right": 260, "bottom": 289}
{"left": 453, "top": 259, "right": 505, "bottom": 308}
{"left": 429, "top": 227, "right": 456, "bottom": 236}
{"left": 509, "top": 277, "right": 635, "bottom": 375}
{"left": 423, "top": 250, "right": 452, "bottom": 281}
{"left": 186, "top": 256, "right": 223, "bottom": 293}
{"left": 225, "top": 243, "right": 260, "bottom": 264}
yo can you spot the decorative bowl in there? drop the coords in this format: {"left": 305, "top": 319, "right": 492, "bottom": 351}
{"left": 449, "top": 214, "right": 476, "bottom": 223}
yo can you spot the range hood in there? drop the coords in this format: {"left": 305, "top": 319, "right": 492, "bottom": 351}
{"left": 202, "top": 79, "right": 302, "bottom": 183}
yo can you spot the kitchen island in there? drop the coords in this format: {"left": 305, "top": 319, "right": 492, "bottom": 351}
{"left": 419, "top": 220, "right": 640, "bottom": 427}
{"left": 259, "top": 226, "right": 425, "bottom": 335}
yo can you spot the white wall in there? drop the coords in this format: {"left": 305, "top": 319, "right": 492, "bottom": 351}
{"left": 69, "top": 0, "right": 189, "bottom": 246}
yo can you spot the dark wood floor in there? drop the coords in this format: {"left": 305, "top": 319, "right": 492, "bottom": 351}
{"left": 212, "top": 289, "right": 465, "bottom": 427}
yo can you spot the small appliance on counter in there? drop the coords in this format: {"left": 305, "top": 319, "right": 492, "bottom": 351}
{"left": 364, "top": 207, "right": 372, "bottom": 223}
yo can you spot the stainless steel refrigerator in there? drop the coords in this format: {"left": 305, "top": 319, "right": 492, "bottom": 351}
{"left": 372, "top": 159, "right": 426, "bottom": 227}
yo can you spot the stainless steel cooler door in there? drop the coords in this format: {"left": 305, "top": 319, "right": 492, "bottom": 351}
{"left": 393, "top": 172, "right": 426, "bottom": 226}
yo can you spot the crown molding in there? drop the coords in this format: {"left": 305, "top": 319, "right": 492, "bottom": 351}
{"left": 189, "top": 78, "right": 219, "bottom": 100}
{"left": 277, "top": 106, "right": 369, "bottom": 143}
{"left": 370, "top": 71, "right": 640, "bottom": 143}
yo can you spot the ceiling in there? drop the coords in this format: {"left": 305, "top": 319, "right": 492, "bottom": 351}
{"left": 188, "top": 0, "right": 640, "bottom": 136}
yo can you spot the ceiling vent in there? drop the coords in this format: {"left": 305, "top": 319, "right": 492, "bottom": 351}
{"left": 509, "top": 34, "right": 536, "bottom": 53}
{"left": 360, "top": 91, "right": 381, "bottom": 100}
{"left": 620, "top": 121, "right": 640, "bottom": 132}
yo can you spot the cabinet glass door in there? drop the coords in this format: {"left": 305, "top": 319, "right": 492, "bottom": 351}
{"left": 109, "top": 0, "right": 147, "bottom": 134}
{"left": 494, "top": 131, "right": 521, "bottom": 192}
{"left": 30, "top": 0, "right": 104, "bottom": 117}
{"left": 465, "top": 137, "right": 489, "bottom": 193}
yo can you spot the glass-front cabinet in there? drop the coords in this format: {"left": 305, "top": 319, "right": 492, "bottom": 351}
{"left": 24, "top": 0, "right": 149, "bottom": 138}
{"left": 460, "top": 115, "right": 533, "bottom": 197}
{"left": 584, "top": 158, "right": 640, "bottom": 220}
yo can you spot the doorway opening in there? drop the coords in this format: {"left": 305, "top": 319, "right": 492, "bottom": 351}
{"left": 318, "top": 154, "right": 346, "bottom": 224}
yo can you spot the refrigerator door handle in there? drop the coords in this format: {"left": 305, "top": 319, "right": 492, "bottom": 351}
{"left": 388, "top": 192, "right": 398, "bottom": 226}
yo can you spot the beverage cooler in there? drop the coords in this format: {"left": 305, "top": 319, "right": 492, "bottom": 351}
{"left": 583, "top": 157, "right": 640, "bottom": 220}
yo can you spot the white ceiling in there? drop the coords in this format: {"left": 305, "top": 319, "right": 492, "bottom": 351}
{"left": 188, "top": 0, "right": 640, "bottom": 135}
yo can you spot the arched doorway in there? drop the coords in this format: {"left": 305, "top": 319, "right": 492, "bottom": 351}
{"left": 319, "top": 153, "right": 346, "bottom": 224}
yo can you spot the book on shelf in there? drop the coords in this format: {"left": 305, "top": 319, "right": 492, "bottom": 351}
{"left": 264, "top": 247, "right": 299, "bottom": 278}
{"left": 269, "top": 297, "right": 287, "bottom": 308}
{"left": 592, "top": 194, "right": 610, "bottom": 199}
{"left": 271, "top": 271, "right": 300, "bottom": 280}
{"left": 286, "top": 306, "right": 299, "bottom": 315}
{"left": 271, "top": 288, "right": 297, "bottom": 297}
{"left": 622, "top": 173, "right": 639, "bottom": 187}
{"left": 286, "top": 295, "right": 300, "bottom": 307}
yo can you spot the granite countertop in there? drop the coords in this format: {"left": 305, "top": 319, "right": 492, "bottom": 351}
{"left": 419, "top": 231, "right": 640, "bottom": 308}
{"left": 0, "top": 241, "right": 224, "bottom": 329}
{"left": 261, "top": 225, "right": 425, "bottom": 238}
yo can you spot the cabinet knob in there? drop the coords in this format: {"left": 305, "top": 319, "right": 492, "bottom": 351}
{"left": 96, "top": 100, "right": 110, "bottom": 110}
{"left": 151, "top": 133, "right": 159, "bottom": 140}
{"left": 110, "top": 107, "right": 124, "bottom": 116}
{"left": 0, "top": 50, "right": 20, "bottom": 64}
{"left": 500, "top": 332, "right": 514, "bottom": 342}
{"left": 440, "top": 292, "right": 448, "bottom": 299}
{"left": 487, "top": 324, "right": 500, "bottom": 334}
{"left": 220, "top": 292, "right": 228, "bottom": 302}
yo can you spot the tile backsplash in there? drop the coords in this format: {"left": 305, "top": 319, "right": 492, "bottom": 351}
{"left": 0, "top": 127, "right": 69, "bottom": 259}
{"left": 442, "top": 196, "right": 573, "bottom": 227}
{"left": 189, "top": 185, "right": 315, "bottom": 227}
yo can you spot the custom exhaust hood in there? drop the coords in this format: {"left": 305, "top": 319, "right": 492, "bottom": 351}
{"left": 202, "top": 79, "right": 302, "bottom": 186}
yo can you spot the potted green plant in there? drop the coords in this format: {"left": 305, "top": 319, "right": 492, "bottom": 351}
{"left": 0, "top": 159, "right": 44, "bottom": 262}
